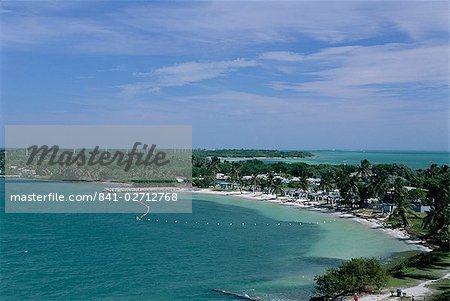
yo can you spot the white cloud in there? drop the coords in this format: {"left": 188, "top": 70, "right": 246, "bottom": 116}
{"left": 153, "top": 59, "right": 257, "bottom": 86}
{"left": 122, "top": 58, "right": 257, "bottom": 94}
{"left": 1, "top": 2, "right": 447, "bottom": 55}
{"left": 259, "top": 51, "right": 304, "bottom": 62}
{"left": 270, "top": 43, "right": 449, "bottom": 98}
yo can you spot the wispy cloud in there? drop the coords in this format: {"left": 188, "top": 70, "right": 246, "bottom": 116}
{"left": 1, "top": 2, "right": 448, "bottom": 55}
{"left": 96, "top": 65, "right": 125, "bottom": 72}
{"left": 259, "top": 51, "right": 304, "bottom": 62}
{"left": 270, "top": 43, "right": 449, "bottom": 99}
{"left": 122, "top": 58, "right": 257, "bottom": 94}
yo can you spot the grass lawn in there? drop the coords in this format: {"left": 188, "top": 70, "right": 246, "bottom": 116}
{"left": 387, "top": 210, "right": 428, "bottom": 237}
{"left": 387, "top": 250, "right": 449, "bottom": 300}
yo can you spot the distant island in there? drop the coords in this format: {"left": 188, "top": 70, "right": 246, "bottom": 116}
{"left": 193, "top": 149, "right": 314, "bottom": 158}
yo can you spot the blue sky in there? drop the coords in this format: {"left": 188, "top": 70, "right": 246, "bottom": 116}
{"left": 0, "top": 1, "right": 448, "bottom": 150}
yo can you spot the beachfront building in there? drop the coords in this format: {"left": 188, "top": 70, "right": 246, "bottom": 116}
{"left": 412, "top": 201, "right": 431, "bottom": 213}
{"left": 307, "top": 177, "right": 321, "bottom": 187}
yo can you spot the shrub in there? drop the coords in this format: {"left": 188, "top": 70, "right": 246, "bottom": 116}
{"left": 314, "top": 258, "right": 388, "bottom": 298}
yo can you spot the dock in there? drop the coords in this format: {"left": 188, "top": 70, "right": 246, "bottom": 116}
{"left": 211, "top": 289, "right": 261, "bottom": 301}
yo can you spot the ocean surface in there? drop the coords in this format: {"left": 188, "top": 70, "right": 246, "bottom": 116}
{"left": 0, "top": 180, "right": 421, "bottom": 301}
{"left": 223, "top": 150, "right": 449, "bottom": 169}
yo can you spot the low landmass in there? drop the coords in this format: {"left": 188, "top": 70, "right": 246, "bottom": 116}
{"left": 193, "top": 149, "right": 314, "bottom": 158}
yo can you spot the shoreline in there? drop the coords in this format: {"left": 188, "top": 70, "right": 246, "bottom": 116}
{"left": 103, "top": 185, "right": 432, "bottom": 253}
{"left": 189, "top": 189, "right": 432, "bottom": 252}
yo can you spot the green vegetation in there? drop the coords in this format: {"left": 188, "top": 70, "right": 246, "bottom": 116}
{"left": 314, "top": 257, "right": 388, "bottom": 298}
{"left": 0, "top": 149, "right": 4, "bottom": 174}
{"left": 314, "top": 251, "right": 449, "bottom": 300}
{"left": 192, "top": 149, "right": 313, "bottom": 158}
{"left": 428, "top": 278, "right": 450, "bottom": 301}
{"left": 387, "top": 211, "right": 428, "bottom": 237}
{"left": 389, "top": 250, "right": 449, "bottom": 278}
{"left": 387, "top": 250, "right": 450, "bottom": 300}
{"left": 1, "top": 148, "right": 191, "bottom": 184}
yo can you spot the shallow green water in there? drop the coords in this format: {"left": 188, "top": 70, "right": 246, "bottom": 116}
{"left": 1, "top": 182, "right": 420, "bottom": 301}
{"left": 224, "top": 150, "right": 449, "bottom": 169}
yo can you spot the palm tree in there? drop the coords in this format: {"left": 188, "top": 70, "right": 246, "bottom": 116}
{"left": 207, "top": 156, "right": 221, "bottom": 187}
{"left": 422, "top": 178, "right": 449, "bottom": 245}
{"left": 392, "top": 178, "right": 410, "bottom": 227}
{"left": 426, "top": 163, "right": 439, "bottom": 179}
{"left": 192, "top": 156, "right": 206, "bottom": 168}
{"left": 338, "top": 172, "right": 360, "bottom": 208}
{"left": 288, "top": 178, "right": 301, "bottom": 190}
{"left": 357, "top": 182, "right": 371, "bottom": 208}
{"left": 250, "top": 174, "right": 258, "bottom": 192}
{"left": 271, "top": 178, "right": 285, "bottom": 199}
{"left": 357, "top": 159, "right": 372, "bottom": 179}
{"left": 266, "top": 172, "right": 275, "bottom": 194}
{"left": 299, "top": 176, "right": 309, "bottom": 192}
{"left": 320, "top": 172, "right": 335, "bottom": 193}
{"left": 368, "top": 171, "right": 389, "bottom": 201}
{"left": 230, "top": 163, "right": 243, "bottom": 193}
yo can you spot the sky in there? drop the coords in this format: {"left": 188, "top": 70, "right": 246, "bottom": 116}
{"left": 0, "top": 1, "right": 449, "bottom": 150}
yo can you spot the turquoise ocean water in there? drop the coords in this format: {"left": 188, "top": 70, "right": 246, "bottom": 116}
{"left": 224, "top": 150, "right": 449, "bottom": 169}
{"left": 1, "top": 180, "right": 420, "bottom": 301}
